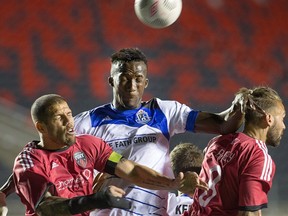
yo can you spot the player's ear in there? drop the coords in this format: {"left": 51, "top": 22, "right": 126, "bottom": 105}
{"left": 265, "top": 113, "right": 274, "bottom": 126}
{"left": 36, "top": 122, "right": 46, "bottom": 133}
{"left": 108, "top": 77, "right": 114, "bottom": 87}
{"left": 145, "top": 78, "right": 149, "bottom": 88}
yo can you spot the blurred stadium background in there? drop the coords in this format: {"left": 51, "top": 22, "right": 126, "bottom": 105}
{"left": 0, "top": 0, "right": 288, "bottom": 215}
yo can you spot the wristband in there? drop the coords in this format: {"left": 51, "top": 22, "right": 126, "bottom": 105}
{"left": 68, "top": 188, "right": 131, "bottom": 214}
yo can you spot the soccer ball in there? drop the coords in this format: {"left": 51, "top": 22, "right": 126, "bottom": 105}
{"left": 134, "top": 0, "right": 183, "bottom": 29}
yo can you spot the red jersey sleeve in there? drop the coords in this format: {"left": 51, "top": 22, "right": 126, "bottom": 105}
{"left": 13, "top": 151, "right": 50, "bottom": 216}
{"left": 238, "top": 139, "right": 275, "bottom": 211}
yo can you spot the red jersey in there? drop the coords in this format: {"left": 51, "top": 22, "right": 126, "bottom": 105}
{"left": 13, "top": 134, "right": 115, "bottom": 216}
{"left": 190, "top": 132, "right": 275, "bottom": 216}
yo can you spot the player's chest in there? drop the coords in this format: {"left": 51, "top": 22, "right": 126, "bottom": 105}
{"left": 46, "top": 152, "right": 94, "bottom": 193}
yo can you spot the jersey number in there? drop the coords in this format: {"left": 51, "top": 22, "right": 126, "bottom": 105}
{"left": 198, "top": 164, "right": 221, "bottom": 207}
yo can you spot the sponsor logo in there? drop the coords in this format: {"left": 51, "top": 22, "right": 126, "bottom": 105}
{"left": 55, "top": 169, "right": 92, "bottom": 191}
{"left": 74, "top": 151, "right": 87, "bottom": 168}
{"left": 108, "top": 135, "right": 157, "bottom": 149}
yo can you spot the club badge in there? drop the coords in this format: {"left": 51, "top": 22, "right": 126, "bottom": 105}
{"left": 74, "top": 151, "right": 87, "bottom": 168}
{"left": 135, "top": 109, "right": 151, "bottom": 124}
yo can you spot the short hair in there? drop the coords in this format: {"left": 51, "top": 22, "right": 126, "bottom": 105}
{"left": 237, "top": 86, "right": 282, "bottom": 124}
{"left": 110, "top": 48, "right": 148, "bottom": 65}
{"left": 31, "top": 94, "right": 66, "bottom": 124}
{"left": 170, "top": 143, "right": 204, "bottom": 176}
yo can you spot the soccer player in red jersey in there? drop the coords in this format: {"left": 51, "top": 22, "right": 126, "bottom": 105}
{"left": 188, "top": 86, "right": 286, "bottom": 216}
{"left": 12, "top": 94, "right": 207, "bottom": 216}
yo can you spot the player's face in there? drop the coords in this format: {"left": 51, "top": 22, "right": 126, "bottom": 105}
{"left": 44, "top": 101, "right": 76, "bottom": 147}
{"left": 266, "top": 102, "right": 286, "bottom": 147}
{"left": 110, "top": 61, "right": 148, "bottom": 110}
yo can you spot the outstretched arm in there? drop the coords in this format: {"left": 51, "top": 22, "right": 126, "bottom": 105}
{"left": 36, "top": 186, "right": 131, "bottom": 216}
{"left": 114, "top": 158, "right": 208, "bottom": 192}
{"left": 194, "top": 92, "right": 247, "bottom": 134}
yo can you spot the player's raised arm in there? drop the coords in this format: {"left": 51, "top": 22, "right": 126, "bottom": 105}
{"left": 114, "top": 156, "right": 208, "bottom": 192}
{"left": 194, "top": 91, "right": 248, "bottom": 134}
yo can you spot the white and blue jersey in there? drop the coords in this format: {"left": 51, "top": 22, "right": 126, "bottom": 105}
{"left": 74, "top": 97, "right": 199, "bottom": 216}
{"left": 167, "top": 193, "right": 193, "bottom": 216}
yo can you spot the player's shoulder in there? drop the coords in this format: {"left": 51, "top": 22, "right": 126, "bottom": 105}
{"left": 74, "top": 103, "right": 112, "bottom": 131}
{"left": 217, "top": 133, "right": 268, "bottom": 158}
{"left": 74, "top": 110, "right": 90, "bottom": 120}
{"left": 212, "top": 132, "right": 254, "bottom": 145}
{"left": 14, "top": 141, "right": 44, "bottom": 171}
{"left": 17, "top": 141, "right": 40, "bottom": 158}
{"left": 234, "top": 133, "right": 267, "bottom": 151}
{"left": 75, "top": 134, "right": 107, "bottom": 150}
{"left": 152, "top": 97, "right": 180, "bottom": 104}
{"left": 75, "top": 135, "right": 111, "bottom": 155}
{"left": 74, "top": 103, "right": 111, "bottom": 120}
{"left": 149, "top": 97, "right": 188, "bottom": 110}
{"left": 206, "top": 133, "right": 258, "bottom": 153}
{"left": 76, "top": 134, "right": 103, "bottom": 142}
{"left": 207, "top": 134, "right": 237, "bottom": 148}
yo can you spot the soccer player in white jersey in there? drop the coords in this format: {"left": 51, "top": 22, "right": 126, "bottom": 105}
{"left": 73, "top": 48, "right": 246, "bottom": 216}
{"left": 189, "top": 86, "right": 286, "bottom": 216}
{"left": 0, "top": 47, "right": 246, "bottom": 215}
{"left": 167, "top": 143, "right": 204, "bottom": 216}
{"left": 11, "top": 94, "right": 206, "bottom": 216}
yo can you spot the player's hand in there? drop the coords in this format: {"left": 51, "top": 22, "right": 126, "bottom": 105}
{"left": 104, "top": 186, "right": 131, "bottom": 209}
{"left": 224, "top": 91, "right": 248, "bottom": 121}
{"left": 177, "top": 171, "right": 208, "bottom": 197}
{"left": 106, "top": 185, "right": 126, "bottom": 197}
{"left": 93, "top": 172, "right": 111, "bottom": 193}
{"left": 0, "top": 192, "right": 8, "bottom": 216}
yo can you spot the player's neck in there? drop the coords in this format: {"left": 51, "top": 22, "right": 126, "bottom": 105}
{"left": 243, "top": 129, "right": 267, "bottom": 142}
{"left": 38, "top": 140, "right": 69, "bottom": 151}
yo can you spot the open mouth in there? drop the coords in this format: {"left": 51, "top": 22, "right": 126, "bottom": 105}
{"left": 67, "top": 127, "right": 75, "bottom": 135}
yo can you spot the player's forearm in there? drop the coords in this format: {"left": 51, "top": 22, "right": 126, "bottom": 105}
{"left": 36, "top": 189, "right": 131, "bottom": 216}
{"left": 36, "top": 196, "right": 71, "bottom": 216}
{"left": 116, "top": 160, "right": 176, "bottom": 190}
{"left": 195, "top": 109, "right": 243, "bottom": 135}
{"left": 195, "top": 90, "right": 247, "bottom": 134}
{"left": 134, "top": 167, "right": 176, "bottom": 190}
{"left": 37, "top": 195, "right": 100, "bottom": 216}
{"left": 237, "top": 210, "right": 262, "bottom": 216}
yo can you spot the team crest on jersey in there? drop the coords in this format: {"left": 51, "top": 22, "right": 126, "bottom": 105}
{"left": 135, "top": 109, "right": 151, "bottom": 124}
{"left": 74, "top": 152, "right": 87, "bottom": 168}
